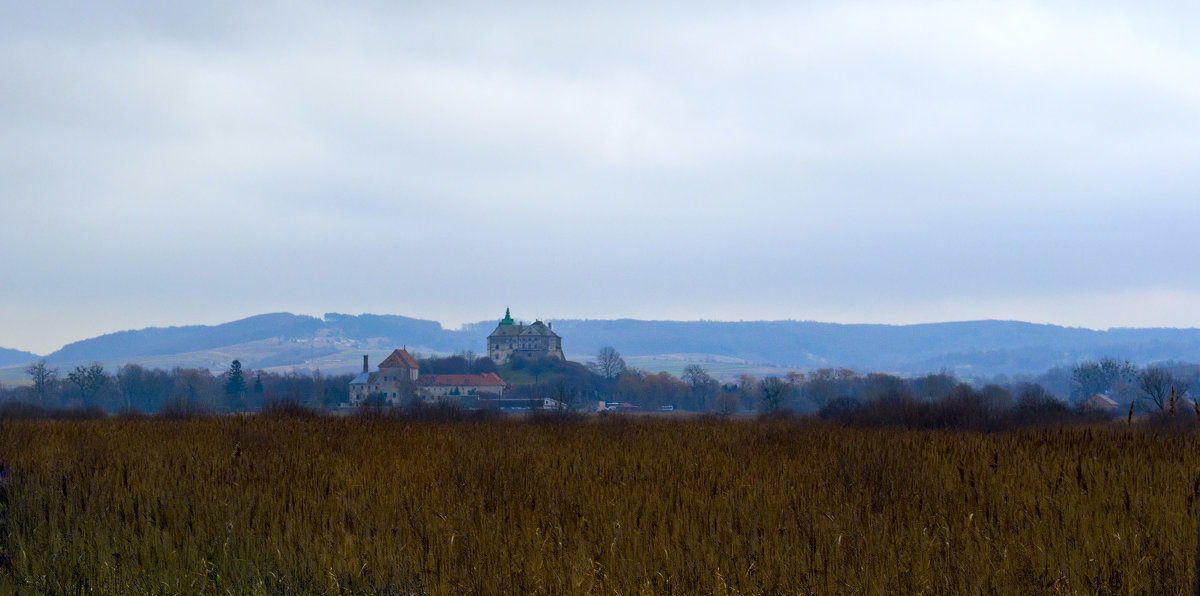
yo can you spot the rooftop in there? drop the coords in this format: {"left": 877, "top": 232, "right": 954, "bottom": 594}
{"left": 378, "top": 348, "right": 419, "bottom": 369}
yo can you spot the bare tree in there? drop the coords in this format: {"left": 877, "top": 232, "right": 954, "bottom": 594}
{"left": 1139, "top": 367, "right": 1191, "bottom": 411}
{"left": 803, "top": 368, "right": 859, "bottom": 407}
{"left": 978, "top": 384, "right": 1014, "bottom": 417}
{"left": 682, "top": 364, "right": 717, "bottom": 410}
{"left": 24, "top": 359, "right": 57, "bottom": 405}
{"left": 715, "top": 390, "right": 740, "bottom": 417}
{"left": 758, "top": 376, "right": 790, "bottom": 413}
{"left": 1073, "top": 358, "right": 1137, "bottom": 404}
{"left": 682, "top": 364, "right": 709, "bottom": 388}
{"left": 785, "top": 371, "right": 804, "bottom": 388}
{"left": 67, "top": 362, "right": 108, "bottom": 407}
{"left": 736, "top": 374, "right": 757, "bottom": 410}
{"left": 589, "top": 346, "right": 626, "bottom": 380}
{"left": 117, "top": 363, "right": 147, "bottom": 411}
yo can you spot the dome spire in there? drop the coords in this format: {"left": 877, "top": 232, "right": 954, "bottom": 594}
{"left": 500, "top": 307, "right": 514, "bottom": 326}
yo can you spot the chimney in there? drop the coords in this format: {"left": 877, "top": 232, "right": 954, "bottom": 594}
{"left": 362, "top": 355, "right": 369, "bottom": 374}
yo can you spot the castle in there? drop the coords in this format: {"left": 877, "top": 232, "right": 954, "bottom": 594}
{"left": 487, "top": 308, "right": 565, "bottom": 364}
{"left": 347, "top": 308, "right": 566, "bottom": 407}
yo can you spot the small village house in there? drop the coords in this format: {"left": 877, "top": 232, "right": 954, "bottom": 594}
{"left": 1083, "top": 393, "right": 1120, "bottom": 414}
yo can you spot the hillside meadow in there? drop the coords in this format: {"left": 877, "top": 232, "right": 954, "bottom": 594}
{"left": 0, "top": 415, "right": 1197, "bottom": 594}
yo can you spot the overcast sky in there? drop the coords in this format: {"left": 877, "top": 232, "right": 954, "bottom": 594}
{"left": 3, "top": 2, "right": 1200, "bottom": 354}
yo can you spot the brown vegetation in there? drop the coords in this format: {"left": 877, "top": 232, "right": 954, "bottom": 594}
{"left": 0, "top": 417, "right": 1197, "bottom": 593}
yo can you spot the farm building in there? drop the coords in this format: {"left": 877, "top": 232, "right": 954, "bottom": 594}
{"left": 416, "top": 373, "right": 506, "bottom": 399}
{"left": 1083, "top": 393, "right": 1120, "bottom": 413}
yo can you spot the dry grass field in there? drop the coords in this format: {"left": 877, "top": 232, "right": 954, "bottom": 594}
{"left": 0, "top": 415, "right": 1197, "bottom": 594}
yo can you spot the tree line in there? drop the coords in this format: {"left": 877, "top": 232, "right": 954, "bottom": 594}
{"left": 566, "top": 348, "right": 1200, "bottom": 423}
{"left": 5, "top": 359, "right": 351, "bottom": 415}
{"left": 4, "top": 349, "right": 1197, "bottom": 423}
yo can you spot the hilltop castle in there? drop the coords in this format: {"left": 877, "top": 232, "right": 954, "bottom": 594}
{"left": 346, "top": 308, "right": 566, "bottom": 406}
{"left": 487, "top": 308, "right": 565, "bottom": 364}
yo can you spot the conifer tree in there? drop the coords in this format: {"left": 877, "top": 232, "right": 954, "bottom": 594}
{"left": 224, "top": 360, "right": 247, "bottom": 411}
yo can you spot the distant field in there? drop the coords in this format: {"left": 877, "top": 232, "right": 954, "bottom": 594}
{"left": 0, "top": 376, "right": 30, "bottom": 387}
{"left": 602, "top": 354, "right": 800, "bottom": 382}
{"left": 0, "top": 417, "right": 1195, "bottom": 593}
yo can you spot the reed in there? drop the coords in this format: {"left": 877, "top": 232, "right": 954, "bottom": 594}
{"left": 0, "top": 416, "right": 1195, "bottom": 593}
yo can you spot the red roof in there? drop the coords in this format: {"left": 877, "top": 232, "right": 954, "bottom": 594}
{"left": 378, "top": 349, "right": 419, "bottom": 369}
{"left": 417, "top": 373, "right": 506, "bottom": 387}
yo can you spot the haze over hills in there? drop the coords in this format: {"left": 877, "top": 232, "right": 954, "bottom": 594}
{"left": 5, "top": 312, "right": 1200, "bottom": 380}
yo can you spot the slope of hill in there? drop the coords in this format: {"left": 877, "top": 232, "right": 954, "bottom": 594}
{"left": 15, "top": 312, "right": 1200, "bottom": 379}
{"left": 550, "top": 319, "right": 1196, "bottom": 372}
{"left": 46, "top": 313, "right": 325, "bottom": 364}
{"left": 0, "top": 347, "right": 39, "bottom": 368}
{"left": 322, "top": 313, "right": 473, "bottom": 352}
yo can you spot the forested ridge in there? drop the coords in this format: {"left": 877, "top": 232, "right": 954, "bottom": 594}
{"left": 7, "top": 313, "right": 1200, "bottom": 376}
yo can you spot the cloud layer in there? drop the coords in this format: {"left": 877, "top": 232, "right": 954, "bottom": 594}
{"left": 3, "top": 2, "right": 1200, "bottom": 354}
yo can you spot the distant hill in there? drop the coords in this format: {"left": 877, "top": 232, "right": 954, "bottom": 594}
{"left": 46, "top": 313, "right": 326, "bottom": 363}
{"left": 0, "top": 347, "right": 38, "bottom": 368}
{"left": 322, "top": 313, "right": 475, "bottom": 352}
{"left": 551, "top": 319, "right": 1200, "bottom": 375}
{"left": 9, "top": 312, "right": 1200, "bottom": 379}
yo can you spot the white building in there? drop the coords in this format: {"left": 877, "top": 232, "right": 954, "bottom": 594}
{"left": 348, "top": 349, "right": 419, "bottom": 406}
{"left": 416, "top": 373, "right": 506, "bottom": 399}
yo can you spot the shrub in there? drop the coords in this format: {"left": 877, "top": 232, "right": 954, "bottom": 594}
{"left": 260, "top": 397, "right": 322, "bottom": 419}
{"left": 157, "top": 397, "right": 207, "bottom": 420}
{"left": 819, "top": 396, "right": 863, "bottom": 420}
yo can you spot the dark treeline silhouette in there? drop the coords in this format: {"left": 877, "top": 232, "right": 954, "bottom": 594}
{"left": 488, "top": 352, "right": 1078, "bottom": 421}
{"left": 1, "top": 360, "right": 351, "bottom": 415}
{"left": 5, "top": 349, "right": 1200, "bottom": 430}
{"left": 816, "top": 382, "right": 1110, "bottom": 431}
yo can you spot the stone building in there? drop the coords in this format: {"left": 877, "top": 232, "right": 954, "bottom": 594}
{"left": 416, "top": 373, "right": 506, "bottom": 399}
{"left": 487, "top": 308, "right": 565, "bottom": 364}
{"left": 349, "top": 348, "right": 508, "bottom": 406}
{"left": 348, "top": 348, "right": 419, "bottom": 405}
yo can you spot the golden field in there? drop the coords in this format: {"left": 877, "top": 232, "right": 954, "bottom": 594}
{"left": 0, "top": 415, "right": 1196, "bottom": 594}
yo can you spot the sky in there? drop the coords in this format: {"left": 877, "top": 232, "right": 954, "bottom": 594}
{"left": 2, "top": 1, "right": 1200, "bottom": 355}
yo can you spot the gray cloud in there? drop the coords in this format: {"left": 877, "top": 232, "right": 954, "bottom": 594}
{"left": 3, "top": 2, "right": 1200, "bottom": 353}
